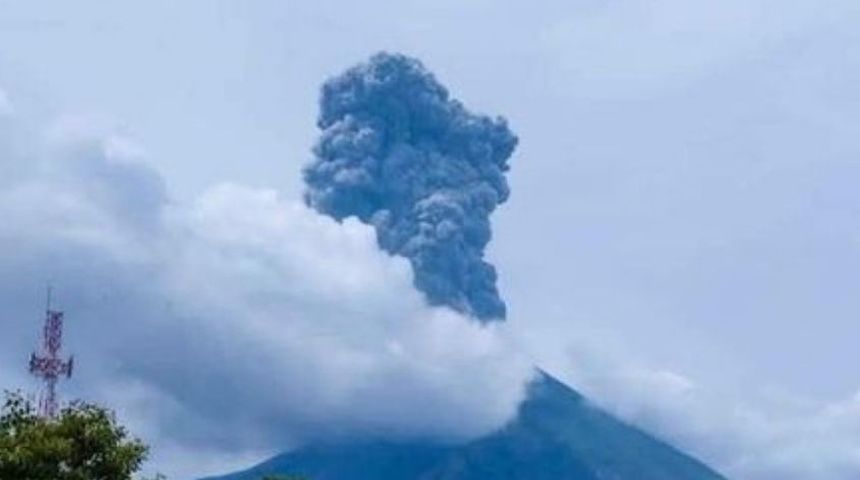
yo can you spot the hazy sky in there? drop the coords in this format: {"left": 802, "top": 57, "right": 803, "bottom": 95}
{"left": 1, "top": 2, "right": 859, "bottom": 479}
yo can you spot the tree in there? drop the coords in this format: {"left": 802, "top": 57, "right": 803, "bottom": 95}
{"left": 0, "top": 391, "right": 149, "bottom": 480}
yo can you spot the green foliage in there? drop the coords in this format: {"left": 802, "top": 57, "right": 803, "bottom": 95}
{"left": 0, "top": 390, "right": 149, "bottom": 480}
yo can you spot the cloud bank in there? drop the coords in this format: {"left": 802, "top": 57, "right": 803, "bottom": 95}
{"left": 304, "top": 53, "right": 517, "bottom": 321}
{"left": 535, "top": 329, "right": 860, "bottom": 480}
{"left": 0, "top": 106, "right": 531, "bottom": 478}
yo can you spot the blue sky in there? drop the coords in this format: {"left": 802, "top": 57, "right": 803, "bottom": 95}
{"left": 0, "top": 1, "right": 859, "bottom": 479}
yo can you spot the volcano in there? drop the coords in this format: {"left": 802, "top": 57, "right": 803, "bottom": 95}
{"left": 201, "top": 372, "right": 727, "bottom": 480}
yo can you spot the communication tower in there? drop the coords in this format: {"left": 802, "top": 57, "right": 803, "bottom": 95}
{"left": 29, "top": 288, "right": 74, "bottom": 418}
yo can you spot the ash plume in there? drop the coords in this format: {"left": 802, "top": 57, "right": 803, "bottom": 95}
{"left": 303, "top": 53, "right": 518, "bottom": 321}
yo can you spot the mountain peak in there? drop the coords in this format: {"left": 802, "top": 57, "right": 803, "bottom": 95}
{"left": 201, "top": 372, "right": 727, "bottom": 480}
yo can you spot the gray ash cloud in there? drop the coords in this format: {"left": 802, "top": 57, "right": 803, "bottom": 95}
{"left": 303, "top": 53, "right": 518, "bottom": 321}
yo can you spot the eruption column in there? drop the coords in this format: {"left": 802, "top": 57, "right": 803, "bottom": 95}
{"left": 304, "top": 53, "right": 518, "bottom": 321}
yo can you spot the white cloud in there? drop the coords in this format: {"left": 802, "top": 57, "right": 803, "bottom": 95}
{"left": 0, "top": 120, "right": 532, "bottom": 478}
{"left": 537, "top": 333, "right": 860, "bottom": 480}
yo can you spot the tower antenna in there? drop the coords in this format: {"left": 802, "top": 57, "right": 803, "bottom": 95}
{"left": 29, "top": 286, "right": 74, "bottom": 418}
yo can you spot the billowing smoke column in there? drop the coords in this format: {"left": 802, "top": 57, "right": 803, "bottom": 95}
{"left": 303, "top": 53, "right": 518, "bottom": 321}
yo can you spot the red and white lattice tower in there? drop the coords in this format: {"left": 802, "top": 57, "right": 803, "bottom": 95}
{"left": 28, "top": 288, "right": 74, "bottom": 418}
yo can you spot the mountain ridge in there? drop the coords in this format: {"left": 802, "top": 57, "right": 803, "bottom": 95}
{"left": 200, "top": 371, "right": 727, "bottom": 480}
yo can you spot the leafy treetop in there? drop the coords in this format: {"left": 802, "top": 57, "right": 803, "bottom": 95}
{"left": 0, "top": 391, "right": 149, "bottom": 480}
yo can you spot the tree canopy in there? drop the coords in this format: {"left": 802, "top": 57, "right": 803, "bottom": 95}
{"left": 0, "top": 391, "right": 149, "bottom": 480}
{"left": 0, "top": 391, "right": 309, "bottom": 480}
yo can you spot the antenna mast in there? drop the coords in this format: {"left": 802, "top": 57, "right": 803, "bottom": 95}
{"left": 29, "top": 287, "right": 74, "bottom": 418}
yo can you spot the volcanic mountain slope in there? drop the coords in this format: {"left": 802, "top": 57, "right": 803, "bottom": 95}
{"left": 201, "top": 372, "right": 728, "bottom": 480}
